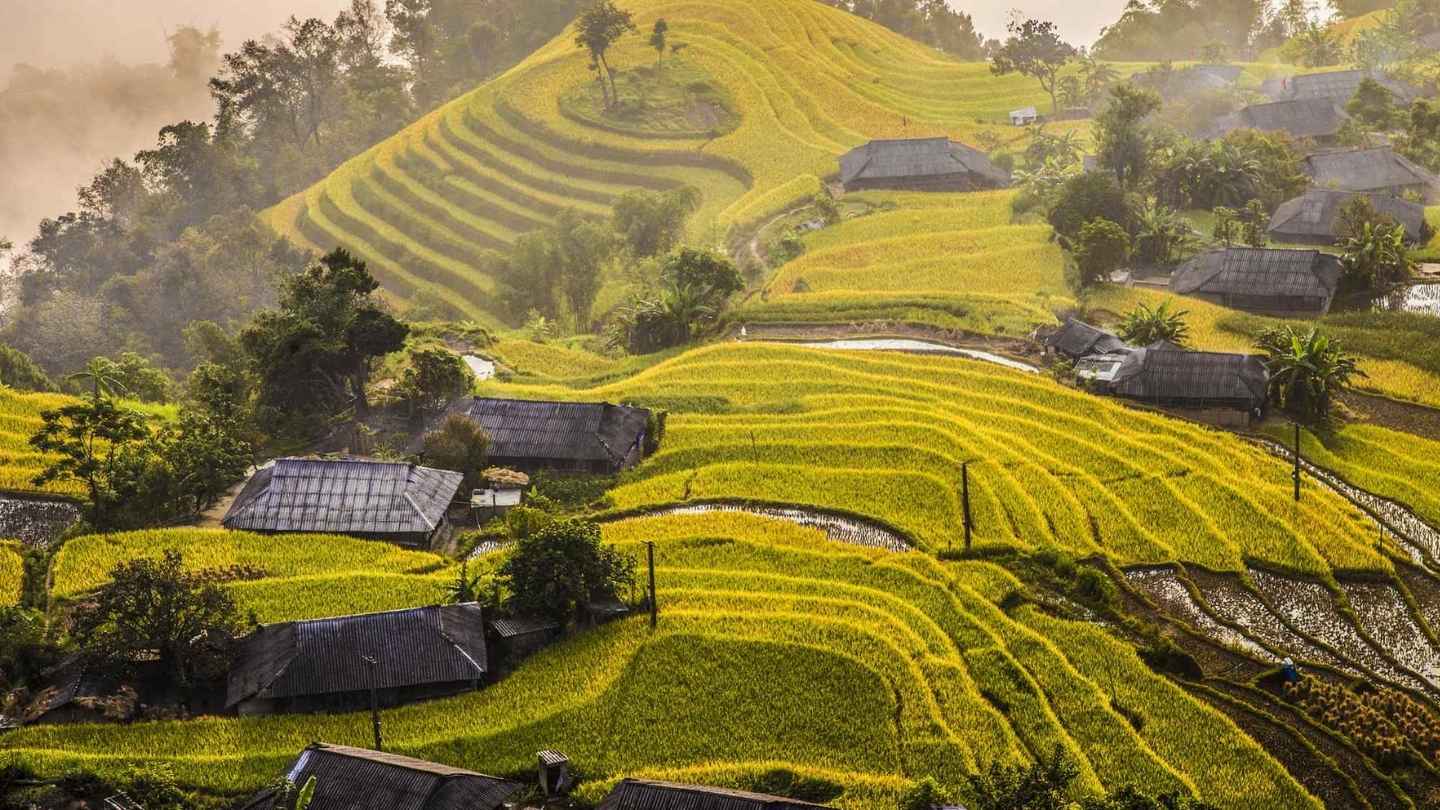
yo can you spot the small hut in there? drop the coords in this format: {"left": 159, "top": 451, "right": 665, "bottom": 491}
{"left": 599, "top": 779, "right": 833, "bottom": 810}
{"left": 422, "top": 397, "right": 653, "bottom": 475}
{"left": 1268, "top": 189, "right": 1428, "bottom": 245}
{"left": 1043, "top": 318, "right": 1133, "bottom": 361}
{"left": 226, "top": 603, "right": 488, "bottom": 716}
{"left": 1105, "top": 348, "right": 1270, "bottom": 426}
{"left": 1204, "top": 98, "right": 1349, "bottom": 143}
{"left": 1302, "top": 148, "right": 1439, "bottom": 201}
{"left": 838, "top": 138, "right": 1010, "bottom": 192}
{"left": 1171, "top": 247, "right": 1343, "bottom": 316}
{"left": 240, "top": 742, "right": 520, "bottom": 810}
{"left": 487, "top": 615, "right": 563, "bottom": 663}
{"left": 1271, "top": 68, "right": 1421, "bottom": 105}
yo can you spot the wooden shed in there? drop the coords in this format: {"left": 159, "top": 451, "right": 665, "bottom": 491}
{"left": 226, "top": 603, "right": 488, "bottom": 716}
{"left": 1043, "top": 318, "right": 1133, "bottom": 361}
{"left": 1106, "top": 347, "right": 1270, "bottom": 426}
{"left": 1171, "top": 248, "right": 1343, "bottom": 316}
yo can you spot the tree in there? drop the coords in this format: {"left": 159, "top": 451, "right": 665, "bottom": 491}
{"left": 574, "top": 0, "right": 637, "bottom": 105}
{"left": 1340, "top": 220, "right": 1415, "bottom": 290}
{"left": 1238, "top": 199, "right": 1270, "bottom": 247}
{"left": 30, "top": 397, "right": 150, "bottom": 529}
{"left": 1047, "top": 172, "right": 1131, "bottom": 249}
{"left": 1072, "top": 219, "right": 1131, "bottom": 290}
{"left": 1285, "top": 22, "right": 1343, "bottom": 67}
{"left": 1118, "top": 301, "right": 1192, "bottom": 346}
{"left": 1256, "top": 326, "right": 1365, "bottom": 421}
{"left": 70, "top": 550, "right": 241, "bottom": 685}
{"left": 1132, "top": 201, "right": 1194, "bottom": 267}
{"left": 1347, "top": 77, "right": 1399, "bottom": 129}
{"left": 650, "top": 19, "right": 669, "bottom": 67}
{"left": 0, "top": 343, "right": 56, "bottom": 392}
{"left": 967, "top": 745, "right": 1077, "bottom": 810}
{"left": 240, "top": 248, "right": 408, "bottom": 431}
{"left": 1095, "top": 83, "right": 1162, "bottom": 189}
{"left": 421, "top": 412, "right": 491, "bottom": 491}
{"left": 989, "top": 18, "right": 1077, "bottom": 115}
{"left": 611, "top": 187, "right": 701, "bottom": 258}
{"left": 79, "top": 353, "right": 175, "bottom": 403}
{"left": 614, "top": 248, "right": 743, "bottom": 353}
{"left": 498, "top": 518, "right": 636, "bottom": 626}
{"left": 398, "top": 347, "right": 470, "bottom": 416}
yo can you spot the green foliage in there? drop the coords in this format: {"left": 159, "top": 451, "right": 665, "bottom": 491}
{"left": 1282, "top": 23, "right": 1344, "bottom": 67}
{"left": 1131, "top": 201, "right": 1194, "bottom": 267}
{"left": 0, "top": 344, "right": 55, "bottom": 393}
{"left": 832, "top": 0, "right": 984, "bottom": 57}
{"left": 574, "top": 0, "right": 638, "bottom": 105}
{"left": 1118, "top": 301, "right": 1191, "bottom": 347}
{"left": 1155, "top": 132, "right": 1304, "bottom": 211}
{"left": 1093, "top": 0, "right": 1262, "bottom": 61}
{"left": 989, "top": 18, "right": 1077, "bottom": 114}
{"left": 29, "top": 396, "right": 150, "bottom": 528}
{"left": 1048, "top": 173, "right": 1131, "bottom": 249}
{"left": 650, "top": 18, "right": 670, "bottom": 65}
{"left": 74, "top": 353, "right": 173, "bottom": 403}
{"left": 612, "top": 187, "right": 701, "bottom": 259}
{"left": 498, "top": 210, "right": 616, "bottom": 328}
{"left": 1397, "top": 99, "right": 1440, "bottom": 173}
{"left": 966, "top": 745, "right": 1077, "bottom": 810}
{"left": 899, "top": 778, "right": 949, "bottom": 810}
{"left": 615, "top": 248, "right": 743, "bottom": 353}
{"left": 1072, "top": 219, "right": 1131, "bottom": 290}
{"left": 1095, "top": 84, "right": 1162, "bottom": 190}
{"left": 71, "top": 549, "right": 241, "bottom": 685}
{"left": 397, "top": 347, "right": 470, "bottom": 415}
{"left": 421, "top": 412, "right": 491, "bottom": 492}
{"left": 1256, "top": 326, "right": 1366, "bottom": 422}
{"left": 1347, "top": 78, "right": 1400, "bottom": 129}
{"left": 499, "top": 518, "right": 637, "bottom": 625}
{"left": 1340, "top": 220, "right": 1415, "bottom": 291}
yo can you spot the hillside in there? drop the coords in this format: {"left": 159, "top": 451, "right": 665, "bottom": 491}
{"left": 262, "top": 0, "right": 1103, "bottom": 325}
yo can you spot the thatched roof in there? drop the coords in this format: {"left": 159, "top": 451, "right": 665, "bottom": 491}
{"left": 1269, "top": 189, "right": 1427, "bottom": 242}
{"left": 245, "top": 743, "right": 519, "bottom": 810}
{"left": 429, "top": 397, "right": 651, "bottom": 467}
{"left": 1302, "top": 148, "right": 1438, "bottom": 194}
{"left": 1045, "top": 318, "right": 1132, "bottom": 360}
{"left": 1206, "top": 97, "right": 1348, "bottom": 140}
{"left": 1172, "top": 248, "right": 1342, "bottom": 301}
{"left": 1112, "top": 349, "right": 1269, "bottom": 407}
{"left": 226, "top": 604, "right": 487, "bottom": 708}
{"left": 599, "top": 779, "right": 832, "bottom": 810}
{"left": 839, "top": 138, "right": 1010, "bottom": 186}
{"left": 1275, "top": 68, "right": 1421, "bottom": 104}
{"left": 223, "top": 457, "right": 462, "bottom": 537}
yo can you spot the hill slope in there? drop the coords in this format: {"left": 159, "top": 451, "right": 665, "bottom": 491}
{"left": 263, "top": 0, "right": 1087, "bottom": 324}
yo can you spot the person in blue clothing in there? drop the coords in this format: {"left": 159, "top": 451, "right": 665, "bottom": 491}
{"left": 1281, "top": 657, "right": 1299, "bottom": 683}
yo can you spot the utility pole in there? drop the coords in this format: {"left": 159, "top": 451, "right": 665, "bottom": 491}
{"left": 362, "top": 655, "right": 382, "bottom": 751}
{"left": 1292, "top": 421, "right": 1302, "bottom": 503}
{"left": 647, "top": 541, "right": 658, "bottom": 630}
{"left": 962, "top": 461, "right": 973, "bottom": 552}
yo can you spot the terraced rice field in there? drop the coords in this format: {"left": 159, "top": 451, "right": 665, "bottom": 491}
{"left": 50, "top": 529, "right": 457, "bottom": 623}
{"left": 0, "top": 540, "right": 22, "bottom": 606}
{"left": 1090, "top": 286, "right": 1440, "bottom": 410}
{"left": 475, "top": 342, "right": 1388, "bottom": 577}
{"left": 0, "top": 512, "right": 1318, "bottom": 808}
{"left": 742, "top": 191, "right": 1072, "bottom": 335}
{"left": 263, "top": 0, "right": 1114, "bottom": 324}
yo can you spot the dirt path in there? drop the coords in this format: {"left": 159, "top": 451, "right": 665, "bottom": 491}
{"left": 193, "top": 470, "right": 256, "bottom": 528}
{"left": 733, "top": 322, "right": 1042, "bottom": 365}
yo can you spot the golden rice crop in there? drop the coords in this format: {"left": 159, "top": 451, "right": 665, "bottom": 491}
{"left": 0, "top": 540, "right": 22, "bottom": 606}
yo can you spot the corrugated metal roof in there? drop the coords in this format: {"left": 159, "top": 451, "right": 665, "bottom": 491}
{"left": 226, "top": 604, "right": 487, "bottom": 707}
{"left": 1269, "top": 189, "right": 1427, "bottom": 241}
{"left": 488, "top": 615, "right": 561, "bottom": 638}
{"left": 1208, "top": 97, "right": 1348, "bottom": 140}
{"left": 222, "top": 457, "right": 462, "bottom": 536}
{"left": 1045, "top": 318, "right": 1133, "bottom": 359}
{"left": 1112, "top": 349, "right": 1269, "bottom": 406}
{"left": 839, "top": 138, "right": 1010, "bottom": 187}
{"left": 599, "top": 779, "right": 832, "bottom": 810}
{"left": 1172, "top": 248, "right": 1341, "bottom": 300}
{"left": 1281, "top": 69, "right": 1420, "bottom": 104}
{"left": 429, "top": 397, "right": 651, "bottom": 466}
{"left": 267, "top": 743, "right": 519, "bottom": 810}
{"left": 1302, "top": 148, "right": 1438, "bottom": 194}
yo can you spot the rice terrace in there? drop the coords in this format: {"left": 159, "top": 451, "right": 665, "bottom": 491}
{"left": 4, "top": 0, "right": 1440, "bottom": 808}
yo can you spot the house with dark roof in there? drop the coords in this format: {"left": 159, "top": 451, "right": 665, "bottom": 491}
{"left": 1104, "top": 348, "right": 1270, "bottom": 426}
{"left": 488, "top": 615, "right": 563, "bottom": 664}
{"left": 1171, "top": 248, "right": 1343, "bottom": 316}
{"left": 2, "top": 656, "right": 118, "bottom": 727}
{"left": 1268, "top": 189, "right": 1428, "bottom": 245}
{"left": 1302, "top": 148, "right": 1439, "bottom": 201}
{"left": 222, "top": 457, "right": 462, "bottom": 548}
{"left": 226, "top": 603, "right": 488, "bottom": 715}
{"left": 424, "top": 397, "right": 653, "bottom": 475}
{"left": 241, "top": 743, "right": 520, "bottom": 810}
{"left": 1043, "top": 318, "right": 1133, "bottom": 361}
{"left": 838, "top": 138, "right": 1010, "bottom": 193}
{"left": 1204, "top": 97, "right": 1349, "bottom": 142}
{"left": 599, "top": 779, "right": 832, "bottom": 810}
{"left": 1269, "top": 68, "right": 1421, "bottom": 105}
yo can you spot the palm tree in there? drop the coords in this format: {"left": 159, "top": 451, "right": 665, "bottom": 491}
{"left": 1118, "top": 301, "right": 1192, "bottom": 347}
{"left": 1339, "top": 220, "right": 1414, "bottom": 291}
{"left": 65, "top": 357, "right": 127, "bottom": 402}
{"left": 1132, "top": 201, "right": 1196, "bottom": 267}
{"left": 1294, "top": 23, "right": 1343, "bottom": 68}
{"left": 1256, "top": 326, "right": 1365, "bottom": 422}
{"left": 1196, "top": 141, "right": 1261, "bottom": 208}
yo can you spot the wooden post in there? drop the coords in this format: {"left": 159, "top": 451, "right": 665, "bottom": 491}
{"left": 647, "top": 541, "right": 658, "bottom": 630}
{"left": 1292, "top": 422, "right": 1302, "bottom": 503}
{"left": 962, "top": 462, "right": 973, "bottom": 552}
{"left": 362, "top": 655, "right": 382, "bottom": 751}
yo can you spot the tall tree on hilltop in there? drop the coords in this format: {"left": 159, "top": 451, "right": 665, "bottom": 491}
{"left": 989, "top": 18, "right": 1077, "bottom": 115}
{"left": 1095, "top": 83, "right": 1162, "bottom": 189}
{"left": 575, "top": 0, "right": 636, "bottom": 106}
{"left": 650, "top": 19, "right": 669, "bottom": 68}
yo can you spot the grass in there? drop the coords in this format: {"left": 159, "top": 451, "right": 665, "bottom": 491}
{"left": 50, "top": 529, "right": 456, "bottom": 623}
{"left": 483, "top": 341, "right": 1387, "bottom": 578}
{"left": 0, "top": 540, "right": 22, "bottom": 606}
{"left": 560, "top": 58, "right": 740, "bottom": 138}
{"left": 0, "top": 512, "right": 1318, "bottom": 809}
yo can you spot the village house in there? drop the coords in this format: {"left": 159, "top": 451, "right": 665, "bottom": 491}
{"left": 487, "top": 615, "right": 563, "bottom": 665}
{"left": 226, "top": 603, "right": 488, "bottom": 716}
{"left": 838, "top": 137, "right": 1010, "bottom": 193}
{"left": 1104, "top": 347, "right": 1270, "bottom": 427}
{"left": 1204, "top": 97, "right": 1349, "bottom": 143}
{"left": 599, "top": 779, "right": 833, "bottom": 810}
{"left": 423, "top": 397, "right": 654, "bottom": 475}
{"left": 222, "top": 457, "right": 463, "bottom": 549}
{"left": 240, "top": 742, "right": 520, "bottom": 810}
{"left": 1171, "top": 247, "right": 1344, "bottom": 316}
{"left": 4, "top": 656, "right": 118, "bottom": 728}
{"left": 1268, "top": 189, "right": 1429, "bottom": 245}
{"left": 1043, "top": 318, "right": 1132, "bottom": 361}
{"left": 1301, "top": 148, "right": 1439, "bottom": 201}
{"left": 1009, "top": 106, "right": 1039, "bottom": 126}
{"left": 1268, "top": 68, "right": 1421, "bottom": 105}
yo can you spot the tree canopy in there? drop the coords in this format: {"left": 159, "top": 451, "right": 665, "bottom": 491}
{"left": 989, "top": 19, "right": 1077, "bottom": 114}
